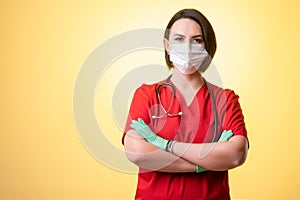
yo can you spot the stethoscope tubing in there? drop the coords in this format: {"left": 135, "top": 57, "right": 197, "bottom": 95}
{"left": 152, "top": 74, "right": 219, "bottom": 142}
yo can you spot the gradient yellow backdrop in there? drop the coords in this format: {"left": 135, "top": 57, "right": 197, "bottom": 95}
{"left": 1, "top": 0, "right": 300, "bottom": 199}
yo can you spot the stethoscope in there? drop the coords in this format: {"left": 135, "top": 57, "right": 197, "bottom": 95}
{"left": 152, "top": 74, "right": 219, "bottom": 142}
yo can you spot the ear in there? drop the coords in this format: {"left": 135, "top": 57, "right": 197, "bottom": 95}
{"left": 163, "top": 38, "right": 170, "bottom": 54}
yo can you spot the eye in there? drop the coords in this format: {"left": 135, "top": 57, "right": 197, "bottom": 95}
{"left": 193, "top": 38, "right": 204, "bottom": 44}
{"left": 175, "top": 37, "right": 184, "bottom": 42}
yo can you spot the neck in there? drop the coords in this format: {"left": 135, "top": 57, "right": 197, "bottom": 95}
{"left": 171, "top": 69, "right": 204, "bottom": 92}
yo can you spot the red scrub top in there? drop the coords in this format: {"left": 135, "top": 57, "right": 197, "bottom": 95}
{"left": 122, "top": 78, "right": 248, "bottom": 200}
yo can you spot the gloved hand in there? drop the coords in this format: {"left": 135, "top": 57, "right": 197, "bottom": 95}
{"left": 130, "top": 118, "right": 169, "bottom": 151}
{"left": 131, "top": 118, "right": 234, "bottom": 173}
{"left": 218, "top": 130, "right": 233, "bottom": 142}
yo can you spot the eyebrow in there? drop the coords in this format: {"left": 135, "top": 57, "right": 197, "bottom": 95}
{"left": 173, "top": 33, "right": 203, "bottom": 38}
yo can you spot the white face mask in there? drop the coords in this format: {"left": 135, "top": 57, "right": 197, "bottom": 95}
{"left": 169, "top": 43, "right": 208, "bottom": 74}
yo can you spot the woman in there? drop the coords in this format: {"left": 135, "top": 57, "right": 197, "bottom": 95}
{"left": 122, "top": 8, "right": 249, "bottom": 200}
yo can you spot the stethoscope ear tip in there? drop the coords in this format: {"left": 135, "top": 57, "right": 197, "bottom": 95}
{"left": 178, "top": 112, "right": 182, "bottom": 115}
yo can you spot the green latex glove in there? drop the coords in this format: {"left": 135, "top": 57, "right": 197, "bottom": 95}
{"left": 130, "top": 118, "right": 169, "bottom": 150}
{"left": 218, "top": 130, "right": 233, "bottom": 142}
{"left": 196, "top": 165, "right": 207, "bottom": 173}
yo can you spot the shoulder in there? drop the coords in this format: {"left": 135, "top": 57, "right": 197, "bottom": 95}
{"left": 224, "top": 88, "right": 240, "bottom": 103}
{"left": 205, "top": 81, "right": 240, "bottom": 104}
{"left": 134, "top": 78, "right": 166, "bottom": 95}
{"left": 135, "top": 83, "right": 156, "bottom": 93}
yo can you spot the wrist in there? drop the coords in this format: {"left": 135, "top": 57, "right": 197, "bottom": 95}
{"left": 166, "top": 140, "right": 172, "bottom": 151}
{"left": 148, "top": 135, "right": 169, "bottom": 151}
{"left": 166, "top": 140, "right": 176, "bottom": 153}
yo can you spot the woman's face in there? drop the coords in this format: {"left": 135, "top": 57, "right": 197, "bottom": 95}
{"left": 164, "top": 18, "right": 206, "bottom": 75}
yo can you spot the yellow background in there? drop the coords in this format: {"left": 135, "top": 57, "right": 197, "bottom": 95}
{"left": 1, "top": 0, "right": 300, "bottom": 199}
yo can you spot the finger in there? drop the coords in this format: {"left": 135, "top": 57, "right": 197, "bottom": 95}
{"left": 219, "top": 130, "right": 230, "bottom": 141}
{"left": 134, "top": 119, "right": 151, "bottom": 130}
{"left": 225, "top": 130, "right": 233, "bottom": 136}
{"left": 132, "top": 123, "right": 146, "bottom": 131}
{"left": 130, "top": 126, "right": 145, "bottom": 136}
{"left": 219, "top": 130, "right": 228, "bottom": 139}
{"left": 131, "top": 120, "right": 139, "bottom": 127}
{"left": 131, "top": 121, "right": 146, "bottom": 130}
{"left": 130, "top": 122, "right": 144, "bottom": 131}
{"left": 133, "top": 119, "right": 146, "bottom": 127}
{"left": 224, "top": 131, "right": 233, "bottom": 141}
{"left": 130, "top": 123, "right": 138, "bottom": 130}
{"left": 138, "top": 118, "right": 146, "bottom": 125}
{"left": 131, "top": 120, "right": 140, "bottom": 125}
{"left": 227, "top": 131, "right": 233, "bottom": 138}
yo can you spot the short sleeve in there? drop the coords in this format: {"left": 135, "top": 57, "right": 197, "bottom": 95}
{"left": 121, "top": 84, "right": 153, "bottom": 145}
{"left": 223, "top": 89, "right": 248, "bottom": 140}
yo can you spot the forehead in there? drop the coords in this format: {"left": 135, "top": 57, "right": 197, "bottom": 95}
{"left": 170, "top": 18, "right": 203, "bottom": 37}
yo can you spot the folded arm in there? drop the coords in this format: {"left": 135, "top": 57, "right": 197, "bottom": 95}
{"left": 128, "top": 118, "right": 247, "bottom": 171}
{"left": 172, "top": 135, "right": 248, "bottom": 171}
{"left": 124, "top": 130, "right": 197, "bottom": 173}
